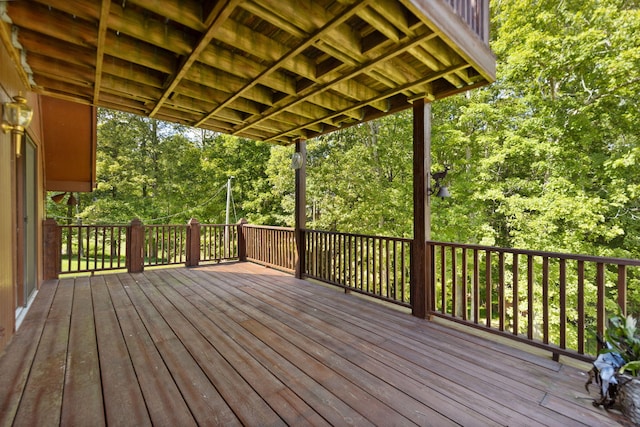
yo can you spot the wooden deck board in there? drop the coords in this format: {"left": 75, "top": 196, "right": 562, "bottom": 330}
{"left": 0, "top": 262, "right": 624, "bottom": 426}
{"left": 91, "top": 274, "right": 152, "bottom": 427}
{"left": 61, "top": 276, "right": 104, "bottom": 427}
{"left": 0, "top": 279, "right": 57, "bottom": 424}
{"left": 104, "top": 273, "right": 198, "bottom": 427}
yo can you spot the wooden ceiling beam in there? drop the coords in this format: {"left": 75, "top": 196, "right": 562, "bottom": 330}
{"left": 101, "top": 57, "right": 165, "bottom": 89}
{"left": 195, "top": 0, "right": 371, "bottom": 128}
{"left": 102, "top": 32, "right": 176, "bottom": 75}
{"left": 18, "top": 30, "right": 95, "bottom": 68}
{"left": 239, "top": 2, "right": 306, "bottom": 39}
{"left": 409, "top": 45, "right": 467, "bottom": 88}
{"left": 266, "top": 63, "right": 466, "bottom": 143}
{"left": 27, "top": 53, "right": 95, "bottom": 87}
{"left": 93, "top": 0, "right": 111, "bottom": 104}
{"left": 236, "top": 29, "right": 437, "bottom": 135}
{"left": 31, "top": 74, "right": 93, "bottom": 102}
{"left": 369, "top": 0, "right": 411, "bottom": 34}
{"left": 149, "top": 0, "right": 240, "bottom": 118}
{"left": 125, "top": 0, "right": 206, "bottom": 31}
{"left": 99, "top": 74, "right": 163, "bottom": 104}
{"left": 107, "top": 4, "right": 196, "bottom": 56}
{"left": 250, "top": 0, "right": 335, "bottom": 33}
{"left": 30, "top": 0, "right": 100, "bottom": 22}
{"left": 7, "top": 2, "right": 98, "bottom": 47}
{"left": 176, "top": 80, "right": 263, "bottom": 116}
{"left": 185, "top": 65, "right": 275, "bottom": 107}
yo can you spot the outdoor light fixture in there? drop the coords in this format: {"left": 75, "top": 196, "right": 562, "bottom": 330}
{"left": 51, "top": 193, "right": 67, "bottom": 204}
{"left": 52, "top": 192, "right": 77, "bottom": 206}
{"left": 291, "top": 151, "right": 304, "bottom": 170}
{"left": 2, "top": 94, "right": 33, "bottom": 158}
{"left": 430, "top": 167, "right": 451, "bottom": 198}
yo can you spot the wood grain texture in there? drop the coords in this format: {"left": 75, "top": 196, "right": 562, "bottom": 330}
{"left": 3, "top": 0, "right": 494, "bottom": 145}
{"left": 0, "top": 263, "right": 619, "bottom": 426}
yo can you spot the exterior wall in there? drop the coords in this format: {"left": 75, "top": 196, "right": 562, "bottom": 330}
{"left": 0, "top": 40, "right": 44, "bottom": 353}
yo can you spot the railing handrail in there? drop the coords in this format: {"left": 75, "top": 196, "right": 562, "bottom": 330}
{"left": 307, "top": 228, "right": 413, "bottom": 244}
{"left": 243, "top": 224, "right": 294, "bottom": 231}
{"left": 429, "top": 240, "right": 640, "bottom": 266}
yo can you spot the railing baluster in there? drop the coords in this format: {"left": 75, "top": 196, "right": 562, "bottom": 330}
{"left": 577, "top": 260, "right": 585, "bottom": 354}
{"left": 461, "top": 247, "right": 467, "bottom": 321}
{"left": 485, "top": 250, "right": 492, "bottom": 328}
{"left": 440, "top": 245, "right": 446, "bottom": 314}
{"left": 559, "top": 259, "right": 566, "bottom": 349}
{"left": 542, "top": 257, "right": 549, "bottom": 344}
{"left": 473, "top": 249, "right": 479, "bottom": 324}
{"left": 451, "top": 246, "right": 457, "bottom": 317}
{"left": 498, "top": 251, "right": 504, "bottom": 331}
{"left": 618, "top": 264, "right": 627, "bottom": 316}
{"left": 512, "top": 253, "right": 519, "bottom": 336}
{"left": 527, "top": 255, "right": 533, "bottom": 340}
{"left": 596, "top": 262, "right": 605, "bottom": 352}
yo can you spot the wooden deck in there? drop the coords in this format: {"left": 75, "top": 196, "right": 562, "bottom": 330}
{"left": 0, "top": 262, "right": 625, "bottom": 426}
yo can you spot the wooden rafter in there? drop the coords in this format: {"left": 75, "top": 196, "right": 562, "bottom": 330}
{"left": 93, "top": 0, "right": 111, "bottom": 104}
{"left": 238, "top": 29, "right": 439, "bottom": 137}
{"left": 149, "top": 0, "right": 241, "bottom": 118}
{"left": 266, "top": 63, "right": 468, "bottom": 142}
{"left": 1, "top": 0, "right": 495, "bottom": 144}
{"left": 194, "top": 0, "right": 373, "bottom": 128}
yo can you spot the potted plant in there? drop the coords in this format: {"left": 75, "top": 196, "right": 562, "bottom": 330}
{"left": 587, "top": 311, "right": 640, "bottom": 424}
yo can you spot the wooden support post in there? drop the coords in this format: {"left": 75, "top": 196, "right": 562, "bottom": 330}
{"left": 237, "top": 218, "right": 248, "bottom": 262}
{"left": 294, "top": 140, "right": 306, "bottom": 279}
{"left": 411, "top": 99, "right": 432, "bottom": 318}
{"left": 127, "top": 218, "right": 144, "bottom": 273}
{"left": 42, "top": 218, "right": 61, "bottom": 280}
{"left": 186, "top": 218, "right": 200, "bottom": 267}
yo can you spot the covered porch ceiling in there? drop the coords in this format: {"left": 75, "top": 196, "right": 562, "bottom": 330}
{"left": 0, "top": 0, "right": 495, "bottom": 145}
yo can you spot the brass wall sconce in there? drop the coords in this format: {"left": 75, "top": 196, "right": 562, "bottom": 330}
{"left": 430, "top": 167, "right": 451, "bottom": 198}
{"left": 2, "top": 94, "right": 33, "bottom": 158}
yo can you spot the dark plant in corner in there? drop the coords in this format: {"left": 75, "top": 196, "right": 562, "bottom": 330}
{"left": 587, "top": 310, "right": 640, "bottom": 425}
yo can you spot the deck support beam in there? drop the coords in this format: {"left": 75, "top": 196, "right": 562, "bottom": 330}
{"left": 294, "top": 140, "right": 306, "bottom": 279}
{"left": 411, "top": 99, "right": 432, "bottom": 318}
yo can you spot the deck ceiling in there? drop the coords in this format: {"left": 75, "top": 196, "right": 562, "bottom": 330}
{"left": 0, "top": 0, "right": 495, "bottom": 145}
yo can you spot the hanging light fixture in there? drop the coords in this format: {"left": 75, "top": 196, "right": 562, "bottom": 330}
{"left": 429, "top": 167, "right": 451, "bottom": 199}
{"left": 1, "top": 94, "right": 33, "bottom": 158}
{"left": 291, "top": 151, "right": 304, "bottom": 170}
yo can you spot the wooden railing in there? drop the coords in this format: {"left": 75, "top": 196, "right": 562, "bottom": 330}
{"left": 144, "top": 224, "right": 188, "bottom": 267}
{"left": 428, "top": 241, "right": 640, "bottom": 361}
{"left": 305, "top": 230, "right": 412, "bottom": 307}
{"left": 43, "top": 218, "right": 240, "bottom": 276}
{"left": 200, "top": 224, "right": 239, "bottom": 262}
{"left": 43, "top": 218, "right": 640, "bottom": 361}
{"left": 243, "top": 224, "right": 296, "bottom": 272}
{"left": 56, "top": 223, "right": 128, "bottom": 274}
{"left": 445, "top": 0, "right": 490, "bottom": 44}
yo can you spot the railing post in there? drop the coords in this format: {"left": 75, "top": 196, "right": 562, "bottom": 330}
{"left": 237, "top": 218, "right": 248, "bottom": 262}
{"left": 411, "top": 98, "right": 432, "bottom": 318}
{"left": 294, "top": 139, "right": 307, "bottom": 279}
{"left": 43, "top": 218, "right": 61, "bottom": 280}
{"left": 186, "top": 218, "right": 201, "bottom": 267}
{"left": 126, "top": 218, "right": 144, "bottom": 273}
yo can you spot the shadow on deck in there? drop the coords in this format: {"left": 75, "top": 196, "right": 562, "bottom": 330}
{"left": 0, "top": 262, "right": 625, "bottom": 426}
